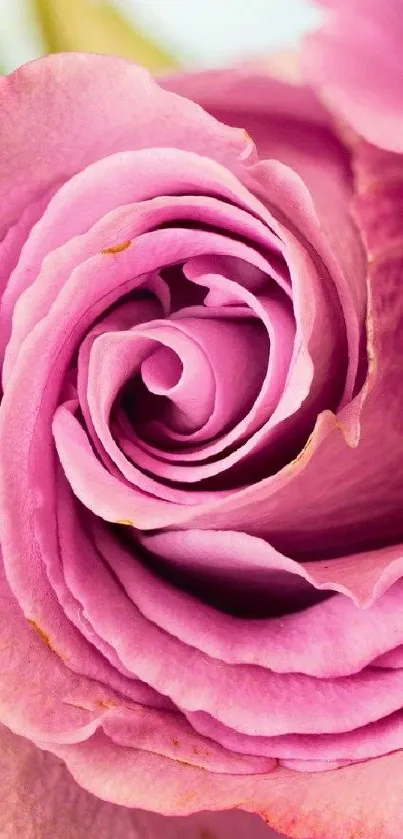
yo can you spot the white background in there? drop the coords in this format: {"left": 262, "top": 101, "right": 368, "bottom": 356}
{"left": 0, "top": 0, "right": 322, "bottom": 72}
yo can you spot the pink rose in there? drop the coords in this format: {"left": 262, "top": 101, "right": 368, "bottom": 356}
{"left": 0, "top": 33, "right": 401, "bottom": 839}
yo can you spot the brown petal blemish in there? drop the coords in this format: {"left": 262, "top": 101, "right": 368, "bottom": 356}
{"left": 27, "top": 619, "right": 56, "bottom": 652}
{"left": 101, "top": 240, "right": 132, "bottom": 255}
{"left": 96, "top": 698, "right": 118, "bottom": 710}
{"left": 175, "top": 792, "right": 198, "bottom": 808}
{"left": 192, "top": 746, "right": 210, "bottom": 757}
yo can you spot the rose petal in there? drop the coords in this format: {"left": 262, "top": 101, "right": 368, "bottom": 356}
{"left": 0, "top": 547, "right": 133, "bottom": 744}
{"left": 59, "top": 510, "right": 403, "bottom": 740}
{"left": 52, "top": 732, "right": 403, "bottom": 839}
{"left": 2, "top": 149, "right": 278, "bottom": 384}
{"left": 0, "top": 723, "right": 279, "bottom": 839}
{"left": 187, "top": 705, "right": 403, "bottom": 764}
{"left": 89, "top": 314, "right": 267, "bottom": 458}
{"left": 0, "top": 188, "right": 54, "bottom": 307}
{"left": 0, "top": 54, "right": 252, "bottom": 242}
{"left": 162, "top": 66, "right": 366, "bottom": 372}
{"left": 140, "top": 530, "right": 403, "bottom": 676}
{"left": 304, "top": 0, "right": 403, "bottom": 152}
{"left": 161, "top": 64, "right": 351, "bottom": 212}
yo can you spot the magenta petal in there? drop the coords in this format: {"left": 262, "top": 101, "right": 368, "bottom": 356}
{"left": 187, "top": 705, "right": 403, "bottom": 764}
{"left": 141, "top": 530, "right": 403, "bottom": 676}
{"left": 77, "top": 532, "right": 403, "bottom": 740}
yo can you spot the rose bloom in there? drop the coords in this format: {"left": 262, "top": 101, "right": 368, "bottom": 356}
{"left": 0, "top": 5, "right": 402, "bottom": 838}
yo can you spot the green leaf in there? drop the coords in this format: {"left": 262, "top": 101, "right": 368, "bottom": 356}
{"left": 33, "top": 0, "right": 178, "bottom": 70}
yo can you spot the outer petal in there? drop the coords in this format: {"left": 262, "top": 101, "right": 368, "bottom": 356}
{"left": 303, "top": 0, "right": 403, "bottom": 152}
{"left": 0, "top": 723, "right": 276, "bottom": 839}
{"left": 0, "top": 53, "right": 252, "bottom": 240}
{"left": 161, "top": 66, "right": 355, "bottom": 240}
{"left": 0, "top": 190, "right": 54, "bottom": 302}
{"left": 53, "top": 732, "right": 403, "bottom": 839}
{"left": 0, "top": 723, "right": 143, "bottom": 839}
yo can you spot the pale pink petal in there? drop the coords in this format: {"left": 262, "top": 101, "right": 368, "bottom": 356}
{"left": 160, "top": 64, "right": 351, "bottom": 211}
{"left": 0, "top": 54, "right": 252, "bottom": 243}
{"left": 51, "top": 733, "right": 403, "bottom": 839}
{"left": 0, "top": 723, "right": 278, "bottom": 839}
{"left": 141, "top": 530, "right": 403, "bottom": 676}
{"left": 304, "top": 0, "right": 403, "bottom": 152}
